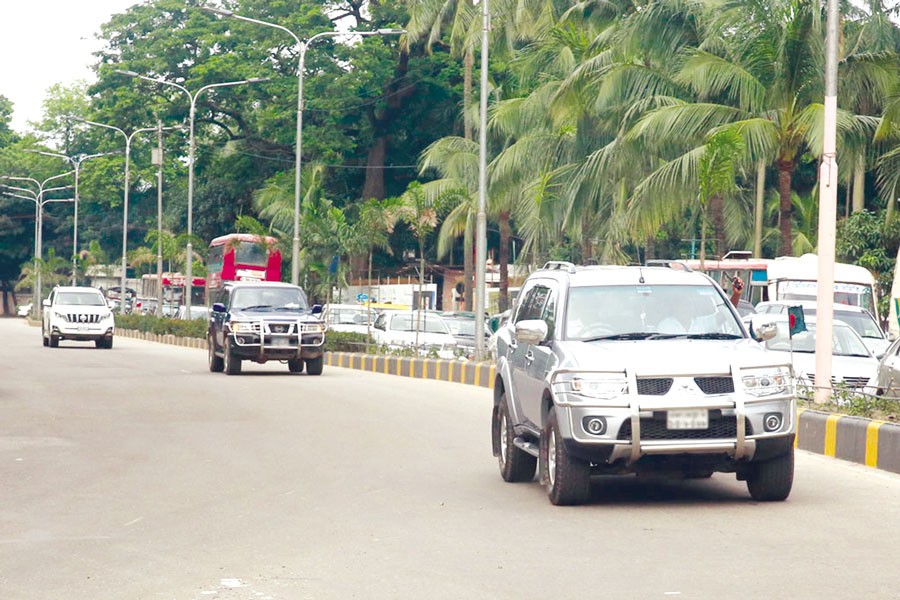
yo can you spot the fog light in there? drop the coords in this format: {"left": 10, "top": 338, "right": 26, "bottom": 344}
{"left": 764, "top": 412, "right": 783, "bottom": 432}
{"left": 583, "top": 417, "right": 607, "bottom": 436}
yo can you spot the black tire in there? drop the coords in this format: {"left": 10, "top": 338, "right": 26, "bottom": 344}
{"left": 208, "top": 335, "right": 224, "bottom": 372}
{"left": 541, "top": 407, "right": 590, "bottom": 506}
{"left": 42, "top": 332, "right": 49, "bottom": 347}
{"left": 746, "top": 449, "right": 794, "bottom": 501}
{"left": 495, "top": 396, "right": 537, "bottom": 482}
{"left": 287, "top": 359, "right": 304, "bottom": 373}
{"left": 95, "top": 339, "right": 103, "bottom": 348}
{"left": 49, "top": 334, "right": 59, "bottom": 348}
{"left": 224, "top": 338, "right": 242, "bottom": 375}
{"left": 105, "top": 337, "right": 114, "bottom": 349}
{"left": 305, "top": 355, "right": 324, "bottom": 376}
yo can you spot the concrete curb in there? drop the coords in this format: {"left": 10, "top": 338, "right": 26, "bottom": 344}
{"left": 798, "top": 408, "right": 900, "bottom": 475}
{"left": 119, "top": 329, "right": 900, "bottom": 475}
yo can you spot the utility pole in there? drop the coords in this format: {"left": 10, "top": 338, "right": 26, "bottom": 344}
{"left": 152, "top": 120, "right": 165, "bottom": 317}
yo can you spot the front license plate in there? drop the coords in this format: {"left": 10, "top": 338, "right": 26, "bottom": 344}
{"left": 272, "top": 337, "right": 290, "bottom": 347}
{"left": 667, "top": 409, "right": 709, "bottom": 430}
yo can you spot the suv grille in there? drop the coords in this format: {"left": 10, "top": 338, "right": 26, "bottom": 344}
{"left": 694, "top": 377, "right": 735, "bottom": 394}
{"left": 64, "top": 313, "right": 101, "bottom": 324}
{"left": 637, "top": 378, "right": 673, "bottom": 395}
{"left": 617, "top": 413, "right": 754, "bottom": 440}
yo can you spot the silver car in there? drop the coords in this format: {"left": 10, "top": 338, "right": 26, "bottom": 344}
{"left": 492, "top": 262, "right": 796, "bottom": 505}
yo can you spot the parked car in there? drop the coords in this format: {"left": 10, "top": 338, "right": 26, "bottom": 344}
{"left": 176, "top": 305, "right": 210, "bottom": 320}
{"left": 493, "top": 261, "right": 796, "bottom": 505}
{"left": 371, "top": 310, "right": 457, "bottom": 359}
{"left": 41, "top": 286, "right": 115, "bottom": 349}
{"left": 745, "top": 314, "right": 878, "bottom": 393}
{"left": 756, "top": 300, "right": 890, "bottom": 358}
{"left": 322, "top": 303, "right": 378, "bottom": 335}
{"left": 871, "top": 338, "right": 900, "bottom": 397}
{"left": 439, "top": 311, "right": 489, "bottom": 357}
{"left": 207, "top": 281, "right": 326, "bottom": 375}
{"left": 17, "top": 302, "right": 32, "bottom": 317}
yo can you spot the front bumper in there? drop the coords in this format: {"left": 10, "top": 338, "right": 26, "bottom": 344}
{"left": 50, "top": 321, "right": 114, "bottom": 341}
{"left": 550, "top": 365, "right": 796, "bottom": 465}
{"left": 227, "top": 319, "right": 325, "bottom": 361}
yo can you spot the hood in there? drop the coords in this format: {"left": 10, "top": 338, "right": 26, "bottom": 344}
{"left": 229, "top": 308, "right": 319, "bottom": 322}
{"left": 556, "top": 338, "right": 789, "bottom": 376}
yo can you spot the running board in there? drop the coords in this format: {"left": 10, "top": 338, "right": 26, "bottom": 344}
{"left": 513, "top": 437, "right": 540, "bottom": 457}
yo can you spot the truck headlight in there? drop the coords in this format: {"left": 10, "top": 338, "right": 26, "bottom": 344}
{"left": 229, "top": 321, "right": 255, "bottom": 333}
{"left": 556, "top": 372, "right": 628, "bottom": 400}
{"left": 742, "top": 367, "right": 791, "bottom": 397}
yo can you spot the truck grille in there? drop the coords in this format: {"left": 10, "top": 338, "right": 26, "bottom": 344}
{"left": 617, "top": 413, "right": 753, "bottom": 440}
{"left": 694, "top": 377, "right": 735, "bottom": 394}
{"left": 636, "top": 377, "right": 735, "bottom": 395}
{"left": 64, "top": 313, "right": 101, "bottom": 324}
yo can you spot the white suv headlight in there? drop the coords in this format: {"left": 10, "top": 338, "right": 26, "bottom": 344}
{"left": 555, "top": 372, "right": 629, "bottom": 400}
{"left": 742, "top": 367, "right": 792, "bottom": 397}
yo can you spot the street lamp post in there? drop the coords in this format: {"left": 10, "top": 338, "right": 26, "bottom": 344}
{"left": 202, "top": 6, "right": 404, "bottom": 285}
{"left": 1, "top": 173, "right": 74, "bottom": 316}
{"left": 73, "top": 119, "right": 178, "bottom": 313}
{"left": 115, "top": 71, "right": 268, "bottom": 315}
{"left": 27, "top": 150, "right": 118, "bottom": 284}
{"left": 474, "top": 0, "right": 490, "bottom": 360}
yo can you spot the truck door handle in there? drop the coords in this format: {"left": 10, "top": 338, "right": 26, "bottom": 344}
{"left": 525, "top": 350, "right": 534, "bottom": 363}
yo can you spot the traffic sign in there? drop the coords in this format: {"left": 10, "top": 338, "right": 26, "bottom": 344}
{"left": 357, "top": 293, "right": 369, "bottom": 302}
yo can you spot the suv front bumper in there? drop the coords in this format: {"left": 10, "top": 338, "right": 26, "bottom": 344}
{"left": 550, "top": 366, "right": 796, "bottom": 465}
{"left": 227, "top": 319, "right": 325, "bottom": 360}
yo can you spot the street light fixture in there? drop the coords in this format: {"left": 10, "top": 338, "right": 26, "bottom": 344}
{"left": 201, "top": 5, "right": 404, "bottom": 285}
{"left": 26, "top": 150, "right": 119, "bottom": 284}
{"left": 70, "top": 118, "right": 170, "bottom": 313}
{"left": 1, "top": 173, "right": 74, "bottom": 316}
{"left": 115, "top": 71, "right": 268, "bottom": 315}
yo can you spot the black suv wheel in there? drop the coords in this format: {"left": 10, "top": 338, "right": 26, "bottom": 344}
{"left": 494, "top": 395, "right": 537, "bottom": 482}
{"left": 541, "top": 407, "right": 590, "bottom": 506}
{"left": 208, "top": 334, "right": 224, "bottom": 372}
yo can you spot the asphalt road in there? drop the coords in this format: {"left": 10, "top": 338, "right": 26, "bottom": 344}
{"left": 2, "top": 317, "right": 900, "bottom": 600}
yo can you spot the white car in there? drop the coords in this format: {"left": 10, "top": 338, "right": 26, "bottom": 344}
{"left": 745, "top": 314, "right": 877, "bottom": 393}
{"left": 17, "top": 303, "right": 32, "bottom": 317}
{"left": 755, "top": 300, "right": 890, "bottom": 358}
{"left": 42, "top": 286, "right": 115, "bottom": 349}
{"left": 322, "top": 303, "right": 378, "bottom": 335}
{"left": 371, "top": 310, "right": 457, "bottom": 359}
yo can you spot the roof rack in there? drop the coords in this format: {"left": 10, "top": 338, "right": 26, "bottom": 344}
{"left": 541, "top": 261, "right": 577, "bottom": 274}
{"left": 645, "top": 259, "right": 693, "bottom": 272}
{"left": 722, "top": 250, "right": 753, "bottom": 261}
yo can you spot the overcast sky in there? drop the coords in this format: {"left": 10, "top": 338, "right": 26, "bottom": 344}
{"left": 0, "top": 0, "right": 139, "bottom": 133}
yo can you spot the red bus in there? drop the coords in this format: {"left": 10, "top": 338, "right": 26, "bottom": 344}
{"left": 207, "top": 233, "right": 282, "bottom": 291}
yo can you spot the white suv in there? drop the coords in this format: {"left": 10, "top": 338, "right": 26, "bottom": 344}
{"left": 42, "top": 286, "right": 115, "bottom": 349}
{"left": 492, "top": 262, "right": 796, "bottom": 505}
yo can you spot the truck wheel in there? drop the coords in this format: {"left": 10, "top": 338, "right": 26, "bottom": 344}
{"left": 287, "top": 359, "right": 304, "bottom": 373}
{"left": 746, "top": 448, "right": 794, "bottom": 501}
{"left": 541, "top": 407, "right": 590, "bottom": 505}
{"left": 305, "top": 355, "right": 324, "bottom": 376}
{"left": 495, "top": 395, "right": 537, "bottom": 482}
{"left": 208, "top": 335, "right": 224, "bottom": 372}
{"left": 224, "top": 339, "right": 242, "bottom": 375}
{"left": 42, "top": 332, "right": 48, "bottom": 347}
{"left": 49, "top": 334, "right": 59, "bottom": 348}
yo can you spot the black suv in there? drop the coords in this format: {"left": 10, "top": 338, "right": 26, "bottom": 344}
{"left": 207, "top": 281, "right": 326, "bottom": 375}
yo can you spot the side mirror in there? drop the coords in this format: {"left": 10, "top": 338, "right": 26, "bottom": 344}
{"left": 42, "top": 299, "right": 51, "bottom": 308}
{"left": 755, "top": 321, "right": 778, "bottom": 342}
{"left": 311, "top": 304, "right": 323, "bottom": 314}
{"left": 212, "top": 302, "right": 226, "bottom": 313}
{"left": 515, "top": 319, "right": 548, "bottom": 345}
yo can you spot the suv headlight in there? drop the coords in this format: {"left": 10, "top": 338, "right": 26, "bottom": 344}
{"left": 742, "top": 367, "right": 791, "bottom": 397}
{"left": 555, "top": 372, "right": 629, "bottom": 400}
{"left": 229, "top": 321, "right": 256, "bottom": 333}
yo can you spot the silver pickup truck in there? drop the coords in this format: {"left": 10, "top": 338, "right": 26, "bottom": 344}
{"left": 492, "top": 261, "right": 795, "bottom": 505}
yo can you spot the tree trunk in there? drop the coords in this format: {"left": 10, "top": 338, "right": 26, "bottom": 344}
{"left": 777, "top": 160, "right": 794, "bottom": 256}
{"left": 852, "top": 154, "right": 865, "bottom": 213}
{"left": 754, "top": 161, "right": 765, "bottom": 257}
{"left": 709, "top": 193, "right": 725, "bottom": 258}
{"left": 361, "top": 46, "right": 413, "bottom": 201}
{"left": 498, "top": 210, "right": 510, "bottom": 312}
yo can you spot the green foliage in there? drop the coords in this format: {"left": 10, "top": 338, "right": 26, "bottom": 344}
{"left": 114, "top": 313, "right": 208, "bottom": 338}
{"left": 837, "top": 209, "right": 900, "bottom": 318}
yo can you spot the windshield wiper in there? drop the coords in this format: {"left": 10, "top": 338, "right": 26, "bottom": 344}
{"left": 239, "top": 304, "right": 273, "bottom": 310}
{"left": 685, "top": 333, "right": 743, "bottom": 340}
{"left": 583, "top": 332, "right": 658, "bottom": 341}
